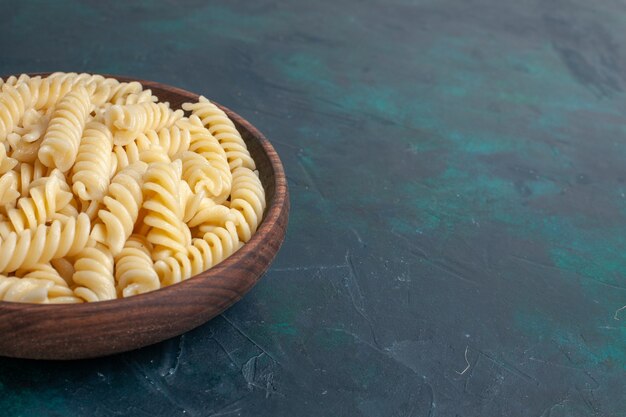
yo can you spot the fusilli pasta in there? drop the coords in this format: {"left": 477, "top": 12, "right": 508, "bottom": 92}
{"left": 38, "top": 85, "right": 93, "bottom": 172}
{"left": 0, "top": 73, "right": 267, "bottom": 303}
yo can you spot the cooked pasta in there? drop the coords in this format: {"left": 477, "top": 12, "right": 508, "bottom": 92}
{"left": 0, "top": 73, "right": 267, "bottom": 303}
{"left": 0, "top": 145, "right": 17, "bottom": 174}
{"left": 38, "top": 85, "right": 93, "bottom": 172}
{"left": 0, "top": 274, "right": 79, "bottom": 303}
{"left": 154, "top": 221, "right": 241, "bottom": 286}
{"left": 142, "top": 160, "right": 191, "bottom": 260}
{"left": 229, "top": 167, "right": 266, "bottom": 242}
{"left": 0, "top": 83, "right": 34, "bottom": 143}
{"left": 115, "top": 235, "right": 160, "bottom": 297}
{"left": 183, "top": 96, "right": 255, "bottom": 170}
{"left": 71, "top": 121, "right": 113, "bottom": 201}
{"left": 15, "top": 263, "right": 82, "bottom": 303}
{"left": 72, "top": 243, "right": 116, "bottom": 302}
{"left": 7, "top": 175, "right": 74, "bottom": 232}
{"left": 0, "top": 213, "right": 90, "bottom": 273}
{"left": 105, "top": 102, "right": 183, "bottom": 145}
{"left": 0, "top": 171, "right": 19, "bottom": 207}
{"left": 91, "top": 162, "right": 148, "bottom": 256}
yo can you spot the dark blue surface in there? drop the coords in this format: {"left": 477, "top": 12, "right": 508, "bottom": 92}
{"left": 0, "top": 0, "right": 625, "bottom": 416}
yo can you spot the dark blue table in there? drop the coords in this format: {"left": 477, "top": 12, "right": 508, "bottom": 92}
{"left": 1, "top": 1, "right": 625, "bottom": 415}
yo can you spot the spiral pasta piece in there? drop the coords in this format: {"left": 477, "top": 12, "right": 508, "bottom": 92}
{"left": 0, "top": 213, "right": 90, "bottom": 273}
{"left": 15, "top": 160, "right": 50, "bottom": 197}
{"left": 15, "top": 263, "right": 82, "bottom": 303}
{"left": 0, "top": 145, "right": 17, "bottom": 175}
{"left": 183, "top": 96, "right": 255, "bottom": 170}
{"left": 10, "top": 107, "right": 50, "bottom": 144}
{"left": 0, "top": 74, "right": 31, "bottom": 92}
{"left": 50, "top": 257, "right": 75, "bottom": 286}
{"left": 146, "top": 123, "right": 191, "bottom": 158}
{"left": 115, "top": 235, "right": 160, "bottom": 297}
{"left": 71, "top": 121, "right": 113, "bottom": 201}
{"left": 0, "top": 171, "right": 19, "bottom": 207}
{"left": 0, "top": 219, "right": 13, "bottom": 239}
{"left": 7, "top": 175, "right": 74, "bottom": 232}
{"left": 105, "top": 102, "right": 183, "bottom": 145}
{"left": 0, "top": 275, "right": 80, "bottom": 303}
{"left": 229, "top": 167, "right": 266, "bottom": 242}
{"left": 180, "top": 182, "right": 207, "bottom": 224}
{"left": 72, "top": 243, "right": 116, "bottom": 302}
{"left": 26, "top": 73, "right": 85, "bottom": 111}
{"left": 88, "top": 76, "right": 120, "bottom": 107}
{"left": 142, "top": 160, "right": 191, "bottom": 260}
{"left": 154, "top": 221, "right": 240, "bottom": 286}
{"left": 180, "top": 150, "right": 221, "bottom": 197}
{"left": 108, "top": 81, "right": 143, "bottom": 104}
{"left": 183, "top": 115, "right": 231, "bottom": 203}
{"left": 38, "top": 85, "right": 93, "bottom": 172}
{"left": 91, "top": 161, "right": 148, "bottom": 256}
{"left": 0, "top": 83, "right": 34, "bottom": 142}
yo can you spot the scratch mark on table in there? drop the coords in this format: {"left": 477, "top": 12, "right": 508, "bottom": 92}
{"left": 123, "top": 357, "right": 196, "bottom": 416}
{"left": 539, "top": 396, "right": 570, "bottom": 417}
{"left": 424, "top": 381, "right": 436, "bottom": 417}
{"left": 455, "top": 346, "right": 471, "bottom": 375}
{"left": 221, "top": 314, "right": 279, "bottom": 364}
{"left": 297, "top": 156, "right": 326, "bottom": 199}
{"left": 345, "top": 250, "right": 381, "bottom": 348}
{"left": 349, "top": 226, "right": 365, "bottom": 247}
{"left": 213, "top": 335, "right": 239, "bottom": 368}
{"left": 478, "top": 350, "right": 539, "bottom": 385}
{"left": 325, "top": 327, "right": 385, "bottom": 355}
{"left": 272, "top": 264, "right": 347, "bottom": 272}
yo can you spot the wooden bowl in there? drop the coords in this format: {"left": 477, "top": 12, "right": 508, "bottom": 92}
{"left": 0, "top": 74, "right": 289, "bottom": 360}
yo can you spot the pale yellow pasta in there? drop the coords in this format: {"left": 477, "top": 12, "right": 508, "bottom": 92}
{"left": 183, "top": 115, "right": 231, "bottom": 203}
{"left": 0, "top": 83, "right": 34, "bottom": 142}
{"left": 229, "top": 167, "right": 266, "bottom": 242}
{"left": 0, "top": 73, "right": 267, "bottom": 303}
{"left": 91, "top": 162, "right": 147, "bottom": 256}
{"left": 0, "top": 213, "right": 90, "bottom": 273}
{"left": 0, "top": 74, "right": 31, "bottom": 92}
{"left": 72, "top": 243, "right": 115, "bottom": 302}
{"left": 39, "top": 85, "right": 93, "bottom": 172}
{"left": 115, "top": 235, "right": 159, "bottom": 297}
{"left": 0, "top": 275, "right": 79, "bottom": 303}
{"left": 105, "top": 102, "right": 183, "bottom": 145}
{"left": 15, "top": 263, "right": 82, "bottom": 304}
{"left": 154, "top": 221, "right": 241, "bottom": 286}
{"left": 183, "top": 96, "right": 255, "bottom": 170}
{"left": 0, "top": 219, "right": 13, "bottom": 239}
{"left": 180, "top": 182, "right": 207, "bottom": 224}
{"left": 26, "top": 73, "right": 88, "bottom": 111}
{"left": 7, "top": 175, "right": 74, "bottom": 232}
{"left": 71, "top": 121, "right": 113, "bottom": 201}
{"left": 108, "top": 81, "right": 144, "bottom": 104}
{"left": 15, "top": 160, "right": 50, "bottom": 196}
{"left": 0, "top": 145, "right": 17, "bottom": 175}
{"left": 187, "top": 195, "right": 232, "bottom": 229}
{"left": 180, "top": 150, "right": 221, "bottom": 197}
{"left": 0, "top": 171, "right": 19, "bottom": 207}
{"left": 142, "top": 160, "right": 191, "bottom": 260}
{"left": 145, "top": 123, "right": 191, "bottom": 158}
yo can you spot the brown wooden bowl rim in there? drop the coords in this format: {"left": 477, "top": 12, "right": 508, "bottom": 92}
{"left": 0, "top": 72, "right": 289, "bottom": 312}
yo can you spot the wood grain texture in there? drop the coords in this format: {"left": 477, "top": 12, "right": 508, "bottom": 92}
{"left": 0, "top": 74, "right": 289, "bottom": 360}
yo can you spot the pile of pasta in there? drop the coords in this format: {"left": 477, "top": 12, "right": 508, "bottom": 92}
{"left": 0, "top": 72, "right": 265, "bottom": 303}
